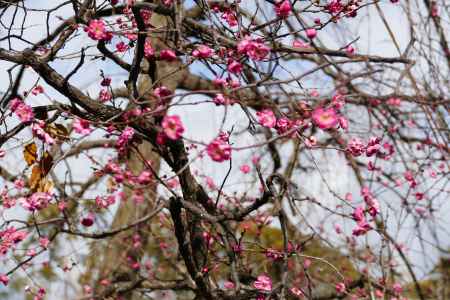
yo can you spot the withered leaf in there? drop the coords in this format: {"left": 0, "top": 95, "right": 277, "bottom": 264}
{"left": 29, "top": 165, "right": 44, "bottom": 191}
{"left": 23, "top": 142, "right": 38, "bottom": 166}
{"left": 37, "top": 178, "right": 54, "bottom": 193}
{"left": 40, "top": 151, "right": 53, "bottom": 176}
{"left": 45, "top": 123, "right": 69, "bottom": 141}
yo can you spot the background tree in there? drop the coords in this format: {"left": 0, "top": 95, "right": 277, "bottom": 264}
{"left": 0, "top": 0, "right": 448, "bottom": 299}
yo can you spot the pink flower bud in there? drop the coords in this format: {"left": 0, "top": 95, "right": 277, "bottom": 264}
{"left": 306, "top": 28, "right": 317, "bottom": 39}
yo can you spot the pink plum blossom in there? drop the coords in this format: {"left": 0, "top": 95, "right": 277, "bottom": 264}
{"left": 10, "top": 98, "right": 34, "bottom": 122}
{"left": 335, "top": 282, "right": 346, "bottom": 293}
{"left": 240, "top": 164, "right": 250, "bottom": 174}
{"left": 160, "top": 49, "right": 177, "bottom": 61}
{"left": 254, "top": 274, "right": 272, "bottom": 291}
{"left": 347, "top": 138, "right": 365, "bottom": 156}
{"left": 237, "top": 36, "right": 270, "bottom": 61}
{"left": 192, "top": 45, "right": 214, "bottom": 58}
{"left": 256, "top": 109, "right": 277, "bottom": 128}
{"left": 227, "top": 60, "right": 243, "bottom": 74}
{"left": 116, "top": 126, "right": 135, "bottom": 154}
{"left": 144, "top": 40, "right": 155, "bottom": 58}
{"left": 162, "top": 115, "right": 184, "bottom": 140}
{"left": 21, "top": 192, "right": 52, "bottom": 212}
{"left": 85, "top": 19, "right": 111, "bottom": 41}
{"left": 312, "top": 107, "right": 339, "bottom": 129}
{"left": 306, "top": 28, "right": 317, "bottom": 39}
{"left": 99, "top": 89, "right": 112, "bottom": 102}
{"left": 81, "top": 213, "right": 95, "bottom": 227}
{"left": 366, "top": 137, "right": 381, "bottom": 157}
{"left": 31, "top": 121, "right": 54, "bottom": 145}
{"left": 275, "top": 0, "right": 292, "bottom": 18}
{"left": 0, "top": 227, "right": 28, "bottom": 256}
{"left": 207, "top": 135, "right": 232, "bottom": 162}
{"left": 0, "top": 274, "right": 8, "bottom": 286}
{"left": 116, "top": 41, "right": 129, "bottom": 52}
{"left": 73, "top": 118, "right": 92, "bottom": 135}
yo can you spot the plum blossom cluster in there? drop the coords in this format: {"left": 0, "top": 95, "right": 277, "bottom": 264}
{"left": 237, "top": 36, "right": 270, "bottom": 61}
{"left": 255, "top": 96, "right": 349, "bottom": 135}
{"left": 404, "top": 170, "right": 418, "bottom": 189}
{"left": 102, "top": 160, "right": 153, "bottom": 187}
{"left": 139, "top": 8, "right": 153, "bottom": 25}
{"left": 80, "top": 213, "right": 95, "bottom": 227}
{"left": 0, "top": 274, "right": 8, "bottom": 286}
{"left": 311, "top": 107, "right": 341, "bottom": 130}
{"left": 275, "top": 0, "right": 292, "bottom": 18}
{"left": 187, "top": 37, "right": 272, "bottom": 76}
{"left": 325, "top": 0, "right": 362, "bottom": 18}
{"left": 162, "top": 115, "right": 184, "bottom": 140}
{"left": 21, "top": 192, "right": 52, "bottom": 212}
{"left": 85, "top": 19, "right": 112, "bottom": 41}
{"left": 366, "top": 137, "right": 382, "bottom": 157}
{"left": 275, "top": 117, "right": 304, "bottom": 136}
{"left": 361, "top": 187, "right": 380, "bottom": 218}
{"left": 256, "top": 109, "right": 277, "bottom": 128}
{"left": 24, "top": 286, "right": 46, "bottom": 300}
{"left": 192, "top": 45, "right": 215, "bottom": 59}
{"left": 31, "top": 85, "right": 44, "bottom": 96}
{"left": 116, "top": 126, "right": 135, "bottom": 155}
{"left": 351, "top": 206, "right": 373, "bottom": 236}
{"left": 346, "top": 138, "right": 366, "bottom": 157}
{"left": 265, "top": 242, "right": 300, "bottom": 261}
{"left": 0, "top": 227, "right": 28, "bottom": 256}
{"left": 0, "top": 188, "right": 16, "bottom": 209}
{"left": 154, "top": 86, "right": 173, "bottom": 104}
{"left": 206, "top": 132, "right": 232, "bottom": 162}
{"left": 350, "top": 187, "right": 381, "bottom": 236}
{"left": 213, "top": 93, "right": 235, "bottom": 106}
{"left": 10, "top": 98, "right": 34, "bottom": 123}
{"left": 31, "top": 121, "right": 55, "bottom": 145}
{"left": 99, "top": 88, "right": 112, "bottom": 102}
{"left": 144, "top": 40, "right": 155, "bottom": 58}
{"left": 227, "top": 59, "right": 243, "bottom": 74}
{"left": 256, "top": 109, "right": 305, "bottom": 137}
{"left": 346, "top": 136, "right": 395, "bottom": 160}
{"left": 159, "top": 49, "right": 177, "bottom": 61}
{"left": 254, "top": 274, "right": 272, "bottom": 292}
{"left": 306, "top": 28, "right": 317, "bottom": 39}
{"left": 214, "top": 7, "right": 238, "bottom": 27}
{"left": 95, "top": 194, "right": 116, "bottom": 209}
{"left": 73, "top": 118, "right": 92, "bottom": 135}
